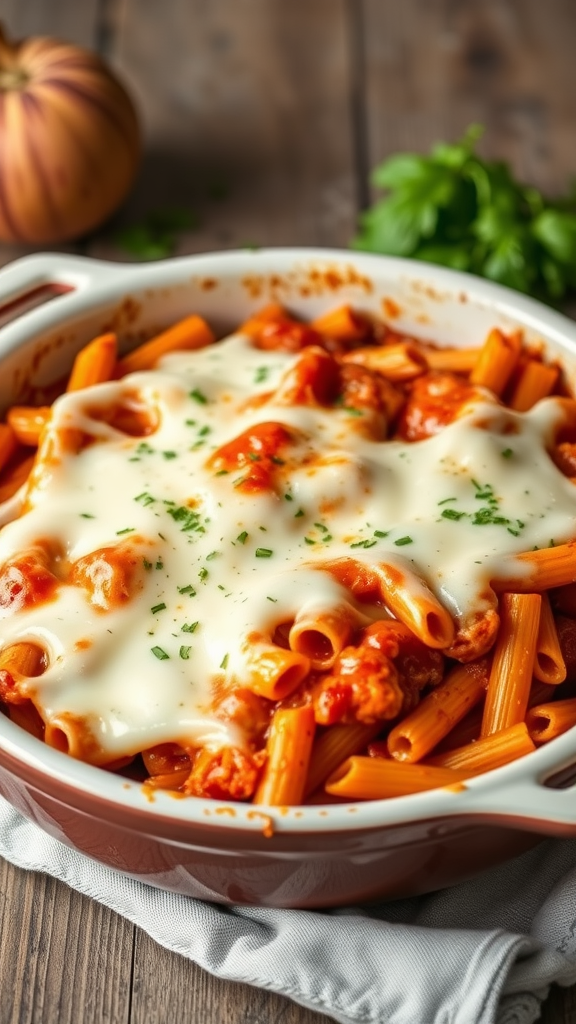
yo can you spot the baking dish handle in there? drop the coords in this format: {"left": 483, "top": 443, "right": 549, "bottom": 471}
{"left": 0, "top": 253, "right": 134, "bottom": 333}
{"left": 467, "top": 769, "right": 576, "bottom": 836}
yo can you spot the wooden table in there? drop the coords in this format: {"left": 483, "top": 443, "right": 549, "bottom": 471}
{"left": 0, "top": 1, "right": 576, "bottom": 1020}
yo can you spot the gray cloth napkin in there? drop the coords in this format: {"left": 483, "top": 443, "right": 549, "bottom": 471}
{"left": 2, "top": 796, "right": 576, "bottom": 1024}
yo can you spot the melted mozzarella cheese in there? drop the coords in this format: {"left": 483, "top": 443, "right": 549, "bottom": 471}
{"left": 0, "top": 332, "right": 575, "bottom": 761}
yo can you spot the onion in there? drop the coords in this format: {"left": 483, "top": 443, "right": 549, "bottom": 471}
{"left": 0, "top": 25, "right": 140, "bottom": 244}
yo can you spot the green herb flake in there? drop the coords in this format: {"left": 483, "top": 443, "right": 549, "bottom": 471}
{"left": 79, "top": 512, "right": 95, "bottom": 519}
{"left": 374, "top": 530, "right": 389, "bottom": 538}
{"left": 254, "top": 366, "right": 270, "bottom": 384}
{"left": 182, "top": 622, "right": 198, "bottom": 633}
{"left": 350, "top": 538, "right": 378, "bottom": 549}
{"left": 198, "top": 567, "right": 209, "bottom": 581}
{"left": 294, "top": 509, "right": 305, "bottom": 518}
{"left": 116, "top": 527, "right": 135, "bottom": 535}
{"left": 151, "top": 602, "right": 167, "bottom": 614}
{"left": 206, "top": 551, "right": 220, "bottom": 561}
{"left": 163, "top": 451, "right": 177, "bottom": 460}
{"left": 178, "top": 584, "right": 196, "bottom": 596}
{"left": 284, "top": 493, "right": 294, "bottom": 501}
{"left": 441, "top": 508, "right": 466, "bottom": 521}
{"left": 255, "top": 547, "right": 273, "bottom": 558}
{"left": 179, "top": 646, "right": 191, "bottom": 660}
{"left": 394, "top": 536, "right": 414, "bottom": 546}
{"left": 189, "top": 388, "right": 208, "bottom": 404}
{"left": 220, "top": 653, "right": 229, "bottom": 670}
{"left": 143, "top": 558, "right": 153, "bottom": 570}
{"left": 151, "top": 646, "right": 169, "bottom": 661}
{"left": 267, "top": 596, "right": 278, "bottom": 602}
{"left": 237, "top": 531, "right": 249, "bottom": 544}
{"left": 501, "top": 448, "right": 514, "bottom": 458}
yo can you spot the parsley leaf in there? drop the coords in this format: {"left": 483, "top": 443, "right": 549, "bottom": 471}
{"left": 353, "top": 124, "right": 576, "bottom": 303}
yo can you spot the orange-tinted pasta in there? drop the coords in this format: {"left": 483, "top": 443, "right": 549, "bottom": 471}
{"left": 325, "top": 756, "right": 469, "bottom": 799}
{"left": 6, "top": 406, "right": 50, "bottom": 446}
{"left": 66, "top": 332, "right": 117, "bottom": 392}
{"left": 387, "top": 659, "right": 489, "bottom": 763}
{"left": 533, "top": 593, "right": 566, "bottom": 684}
{"left": 469, "top": 327, "right": 522, "bottom": 395}
{"left": 115, "top": 314, "right": 215, "bottom": 375}
{"left": 427, "top": 722, "right": 535, "bottom": 773}
{"left": 254, "top": 705, "right": 316, "bottom": 805}
{"left": 481, "top": 593, "right": 541, "bottom": 737}
{"left": 508, "top": 359, "right": 559, "bottom": 412}
{"left": 526, "top": 698, "right": 576, "bottom": 743}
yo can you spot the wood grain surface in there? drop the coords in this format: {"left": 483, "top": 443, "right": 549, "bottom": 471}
{"left": 0, "top": 1, "right": 576, "bottom": 1021}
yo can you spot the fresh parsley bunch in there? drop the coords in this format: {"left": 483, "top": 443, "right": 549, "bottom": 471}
{"left": 352, "top": 125, "right": 576, "bottom": 302}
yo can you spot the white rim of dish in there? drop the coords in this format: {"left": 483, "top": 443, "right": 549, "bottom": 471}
{"left": 0, "top": 247, "right": 576, "bottom": 836}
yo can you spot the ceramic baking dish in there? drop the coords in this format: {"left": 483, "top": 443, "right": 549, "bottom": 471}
{"left": 0, "top": 247, "right": 576, "bottom": 909}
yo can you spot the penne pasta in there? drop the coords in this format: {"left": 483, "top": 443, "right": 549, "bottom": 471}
{"left": 533, "top": 593, "right": 566, "bottom": 684}
{"left": 325, "top": 756, "right": 469, "bottom": 799}
{"left": 66, "top": 332, "right": 118, "bottom": 391}
{"left": 387, "top": 659, "right": 489, "bottom": 763}
{"left": 342, "top": 342, "right": 427, "bottom": 381}
{"left": 419, "top": 346, "right": 480, "bottom": 374}
{"left": 304, "top": 721, "right": 382, "bottom": 798}
{"left": 469, "top": 327, "right": 522, "bottom": 395}
{"left": 254, "top": 705, "right": 316, "bottom": 805}
{"left": 288, "top": 603, "right": 356, "bottom": 669}
{"left": 481, "top": 593, "right": 541, "bottom": 736}
{"left": 508, "top": 359, "right": 559, "bottom": 412}
{"left": 493, "top": 543, "right": 576, "bottom": 593}
{"left": 427, "top": 723, "right": 535, "bottom": 772}
{"left": 311, "top": 304, "right": 370, "bottom": 343}
{"left": 527, "top": 697, "right": 576, "bottom": 743}
{"left": 6, "top": 405, "right": 50, "bottom": 446}
{"left": 116, "top": 314, "right": 215, "bottom": 375}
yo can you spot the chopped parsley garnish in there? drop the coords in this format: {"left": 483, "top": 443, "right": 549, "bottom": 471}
{"left": 79, "top": 513, "right": 95, "bottom": 519}
{"left": 394, "top": 536, "right": 414, "bottom": 546}
{"left": 255, "top": 366, "right": 270, "bottom": 383}
{"left": 374, "top": 530, "right": 388, "bottom": 538}
{"left": 182, "top": 622, "right": 198, "bottom": 633}
{"left": 220, "top": 653, "right": 229, "bottom": 669}
{"left": 304, "top": 537, "right": 316, "bottom": 545}
{"left": 438, "top": 497, "right": 457, "bottom": 506}
{"left": 167, "top": 506, "right": 205, "bottom": 535}
{"left": 163, "top": 450, "right": 177, "bottom": 460}
{"left": 294, "top": 509, "right": 305, "bottom": 518}
{"left": 179, "top": 646, "right": 191, "bottom": 660}
{"left": 441, "top": 509, "right": 466, "bottom": 521}
{"left": 178, "top": 584, "right": 196, "bottom": 596}
{"left": 267, "top": 596, "right": 278, "bottom": 602}
{"left": 206, "top": 551, "right": 220, "bottom": 560}
{"left": 237, "top": 531, "right": 249, "bottom": 544}
{"left": 151, "top": 603, "right": 167, "bottom": 614}
{"left": 116, "top": 527, "right": 135, "bottom": 535}
{"left": 501, "top": 448, "right": 514, "bottom": 458}
{"left": 198, "top": 567, "right": 209, "bottom": 581}
{"left": 135, "top": 492, "right": 156, "bottom": 506}
{"left": 284, "top": 493, "right": 293, "bottom": 501}
{"left": 143, "top": 558, "right": 153, "bottom": 570}
{"left": 189, "top": 388, "right": 208, "bottom": 404}
{"left": 151, "top": 646, "right": 169, "bottom": 660}
{"left": 255, "top": 547, "right": 273, "bottom": 558}
{"left": 351, "top": 538, "right": 377, "bottom": 549}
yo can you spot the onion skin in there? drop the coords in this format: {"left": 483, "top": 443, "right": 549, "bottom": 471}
{"left": 0, "top": 27, "right": 141, "bottom": 244}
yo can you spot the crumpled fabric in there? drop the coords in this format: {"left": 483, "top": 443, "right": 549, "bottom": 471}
{"left": 1, "top": 795, "right": 576, "bottom": 1024}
